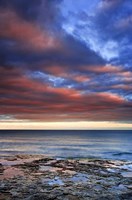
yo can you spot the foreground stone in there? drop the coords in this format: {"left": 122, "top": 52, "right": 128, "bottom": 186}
{"left": 0, "top": 155, "right": 132, "bottom": 200}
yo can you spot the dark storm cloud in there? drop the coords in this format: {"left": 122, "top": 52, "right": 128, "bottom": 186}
{"left": 0, "top": 0, "right": 40, "bottom": 20}
{"left": 0, "top": 37, "right": 104, "bottom": 70}
{"left": 0, "top": 0, "right": 62, "bottom": 25}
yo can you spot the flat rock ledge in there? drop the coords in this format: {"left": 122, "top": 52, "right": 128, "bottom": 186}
{"left": 0, "top": 155, "right": 132, "bottom": 200}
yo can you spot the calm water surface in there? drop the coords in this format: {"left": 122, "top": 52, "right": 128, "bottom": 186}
{"left": 0, "top": 130, "right": 132, "bottom": 160}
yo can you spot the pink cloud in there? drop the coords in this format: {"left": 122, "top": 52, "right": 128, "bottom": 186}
{"left": 0, "top": 9, "right": 60, "bottom": 51}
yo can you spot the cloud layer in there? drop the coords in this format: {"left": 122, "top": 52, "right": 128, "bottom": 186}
{"left": 0, "top": 0, "right": 132, "bottom": 123}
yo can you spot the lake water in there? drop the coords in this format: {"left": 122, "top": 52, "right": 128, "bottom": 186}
{"left": 0, "top": 130, "right": 132, "bottom": 161}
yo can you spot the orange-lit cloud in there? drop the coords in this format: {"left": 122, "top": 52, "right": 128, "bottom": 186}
{"left": 0, "top": 9, "right": 60, "bottom": 51}
{"left": 0, "top": 65, "right": 132, "bottom": 122}
{"left": 83, "top": 65, "right": 122, "bottom": 74}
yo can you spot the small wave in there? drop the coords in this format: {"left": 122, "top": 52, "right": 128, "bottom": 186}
{"left": 112, "top": 152, "right": 132, "bottom": 156}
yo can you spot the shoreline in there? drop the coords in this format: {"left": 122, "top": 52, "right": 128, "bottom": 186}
{"left": 1, "top": 153, "right": 132, "bottom": 162}
{"left": 0, "top": 154, "right": 132, "bottom": 200}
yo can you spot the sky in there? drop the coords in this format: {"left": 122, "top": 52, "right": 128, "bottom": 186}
{"left": 0, "top": 0, "right": 132, "bottom": 129}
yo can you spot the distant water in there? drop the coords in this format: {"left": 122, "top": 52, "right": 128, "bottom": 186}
{"left": 0, "top": 130, "right": 132, "bottom": 161}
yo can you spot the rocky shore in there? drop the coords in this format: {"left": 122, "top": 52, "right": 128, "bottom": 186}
{"left": 0, "top": 155, "right": 132, "bottom": 200}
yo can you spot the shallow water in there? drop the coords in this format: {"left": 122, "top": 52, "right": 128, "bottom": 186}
{"left": 0, "top": 130, "right": 132, "bottom": 160}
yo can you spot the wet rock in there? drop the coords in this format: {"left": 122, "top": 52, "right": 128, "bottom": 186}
{"left": 0, "top": 155, "right": 132, "bottom": 200}
{"left": 6, "top": 157, "right": 17, "bottom": 161}
{"left": 93, "top": 185, "right": 103, "bottom": 191}
{"left": 121, "top": 171, "right": 132, "bottom": 178}
{"left": 120, "top": 192, "right": 132, "bottom": 200}
{"left": 62, "top": 170, "right": 76, "bottom": 175}
{"left": 57, "top": 195, "right": 80, "bottom": 200}
{"left": 40, "top": 166, "right": 63, "bottom": 173}
{"left": 117, "top": 184, "right": 127, "bottom": 191}
{"left": 127, "top": 185, "right": 132, "bottom": 189}
{"left": 25, "top": 194, "right": 50, "bottom": 200}
{"left": 110, "top": 184, "right": 127, "bottom": 193}
{"left": 0, "top": 167, "right": 24, "bottom": 180}
{"left": 10, "top": 190, "right": 19, "bottom": 197}
{"left": 0, "top": 192, "right": 12, "bottom": 200}
{"left": 0, "top": 164, "right": 4, "bottom": 175}
{"left": 68, "top": 173, "right": 88, "bottom": 183}
{"left": 99, "top": 170, "right": 109, "bottom": 177}
{"left": 66, "top": 195, "right": 80, "bottom": 200}
{"left": 47, "top": 176, "right": 64, "bottom": 186}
